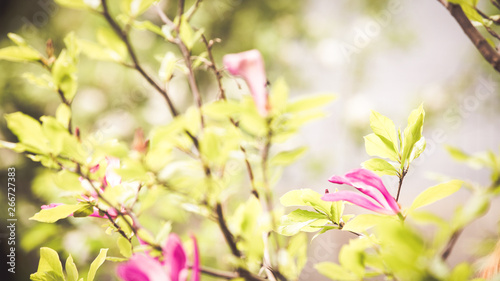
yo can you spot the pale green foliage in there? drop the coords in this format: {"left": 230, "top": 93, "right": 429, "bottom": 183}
{"left": 278, "top": 189, "right": 344, "bottom": 236}
{"left": 30, "top": 247, "right": 107, "bottom": 281}
{"left": 363, "top": 105, "right": 425, "bottom": 176}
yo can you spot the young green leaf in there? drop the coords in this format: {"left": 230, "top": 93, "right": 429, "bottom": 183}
{"left": 55, "top": 0, "right": 89, "bottom": 9}
{"left": 315, "top": 262, "right": 356, "bottom": 281}
{"left": 362, "top": 158, "right": 398, "bottom": 176}
{"left": 117, "top": 236, "right": 132, "bottom": 258}
{"left": 35, "top": 247, "right": 65, "bottom": 280}
{"left": 369, "top": 110, "right": 398, "bottom": 152}
{"left": 65, "top": 255, "right": 79, "bottom": 281}
{"left": 364, "top": 133, "right": 399, "bottom": 162}
{"left": 408, "top": 180, "right": 463, "bottom": 213}
{"left": 342, "top": 214, "right": 397, "bottom": 233}
{"left": 271, "top": 147, "right": 308, "bottom": 166}
{"left": 401, "top": 105, "right": 425, "bottom": 165}
{"left": 29, "top": 204, "right": 83, "bottom": 223}
{"left": 0, "top": 46, "right": 41, "bottom": 62}
{"left": 87, "top": 249, "right": 108, "bottom": 281}
{"left": 5, "top": 112, "right": 50, "bottom": 154}
{"left": 277, "top": 209, "right": 328, "bottom": 236}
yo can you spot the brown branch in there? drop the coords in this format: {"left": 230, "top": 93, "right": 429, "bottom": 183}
{"left": 201, "top": 35, "right": 226, "bottom": 100}
{"left": 441, "top": 229, "right": 464, "bottom": 260}
{"left": 439, "top": 2, "right": 500, "bottom": 73}
{"left": 215, "top": 202, "right": 241, "bottom": 257}
{"left": 100, "top": 0, "right": 179, "bottom": 116}
{"left": 395, "top": 168, "right": 407, "bottom": 202}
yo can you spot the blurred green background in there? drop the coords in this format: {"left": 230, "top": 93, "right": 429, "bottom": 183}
{"left": 1, "top": 0, "right": 500, "bottom": 280}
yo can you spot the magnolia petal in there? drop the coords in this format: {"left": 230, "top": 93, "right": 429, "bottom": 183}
{"left": 329, "top": 173, "right": 388, "bottom": 210}
{"left": 345, "top": 168, "right": 400, "bottom": 213}
{"left": 164, "top": 234, "right": 187, "bottom": 281}
{"left": 117, "top": 254, "right": 169, "bottom": 281}
{"left": 190, "top": 235, "right": 200, "bottom": 281}
{"left": 322, "top": 190, "right": 395, "bottom": 215}
{"left": 223, "top": 50, "right": 269, "bottom": 116}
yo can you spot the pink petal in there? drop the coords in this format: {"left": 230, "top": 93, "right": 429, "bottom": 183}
{"left": 322, "top": 190, "right": 396, "bottom": 215}
{"left": 117, "top": 254, "right": 169, "bottom": 281}
{"left": 163, "top": 234, "right": 187, "bottom": 281}
{"left": 89, "top": 164, "right": 100, "bottom": 173}
{"left": 344, "top": 169, "right": 400, "bottom": 213}
{"left": 190, "top": 235, "right": 200, "bottom": 281}
{"left": 329, "top": 173, "right": 388, "bottom": 210}
{"left": 41, "top": 203, "right": 63, "bottom": 210}
{"left": 223, "top": 50, "right": 269, "bottom": 116}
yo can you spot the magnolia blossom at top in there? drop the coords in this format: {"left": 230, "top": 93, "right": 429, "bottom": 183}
{"left": 223, "top": 49, "right": 270, "bottom": 116}
{"left": 117, "top": 234, "right": 200, "bottom": 281}
{"left": 322, "top": 168, "right": 401, "bottom": 215}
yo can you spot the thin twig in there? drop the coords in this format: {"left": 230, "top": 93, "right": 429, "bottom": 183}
{"left": 100, "top": 0, "right": 179, "bottom": 116}
{"left": 441, "top": 229, "right": 464, "bottom": 260}
{"left": 395, "top": 168, "right": 407, "bottom": 201}
{"left": 201, "top": 35, "right": 226, "bottom": 100}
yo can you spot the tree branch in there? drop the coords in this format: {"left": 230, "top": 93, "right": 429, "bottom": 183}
{"left": 100, "top": 0, "right": 179, "bottom": 116}
{"left": 438, "top": 1, "right": 500, "bottom": 73}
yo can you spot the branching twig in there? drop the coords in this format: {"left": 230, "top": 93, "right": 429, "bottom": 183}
{"left": 100, "top": 0, "right": 179, "bottom": 116}
{"left": 438, "top": 1, "right": 500, "bottom": 73}
{"left": 395, "top": 168, "right": 407, "bottom": 201}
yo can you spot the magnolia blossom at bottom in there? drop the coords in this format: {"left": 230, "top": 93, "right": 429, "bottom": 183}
{"left": 322, "top": 168, "right": 401, "bottom": 215}
{"left": 117, "top": 234, "right": 200, "bottom": 281}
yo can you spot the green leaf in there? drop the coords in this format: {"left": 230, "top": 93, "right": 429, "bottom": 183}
{"left": 117, "top": 236, "right": 132, "bottom": 258}
{"left": 73, "top": 204, "right": 95, "bottom": 218}
{"left": 315, "top": 262, "right": 356, "bottom": 281}
{"left": 179, "top": 16, "right": 196, "bottom": 49}
{"left": 5, "top": 112, "right": 49, "bottom": 154}
{"left": 271, "top": 147, "right": 308, "bottom": 166}
{"left": 29, "top": 204, "right": 83, "bottom": 223}
{"left": 342, "top": 214, "right": 397, "bottom": 233}
{"left": 270, "top": 78, "right": 289, "bottom": 114}
{"left": 362, "top": 158, "right": 398, "bottom": 176}
{"left": 130, "top": 20, "right": 164, "bottom": 37}
{"left": 159, "top": 52, "right": 177, "bottom": 82}
{"left": 401, "top": 105, "right": 425, "bottom": 165}
{"left": 285, "top": 94, "right": 336, "bottom": 113}
{"left": 77, "top": 39, "right": 118, "bottom": 61}
{"left": 330, "top": 200, "right": 344, "bottom": 224}
{"left": 36, "top": 247, "right": 64, "bottom": 280}
{"left": 22, "top": 73, "right": 57, "bottom": 91}
{"left": 130, "top": 0, "right": 158, "bottom": 16}
{"left": 8, "top": 33, "right": 28, "bottom": 46}
{"left": 280, "top": 189, "right": 331, "bottom": 216}
{"left": 370, "top": 110, "right": 398, "bottom": 152}
{"left": 55, "top": 0, "right": 88, "bottom": 9}
{"left": 278, "top": 209, "right": 328, "bottom": 236}
{"left": 364, "top": 133, "right": 399, "bottom": 162}
{"left": 52, "top": 49, "right": 78, "bottom": 102}
{"left": 87, "top": 249, "right": 108, "bottom": 281}
{"left": 56, "top": 104, "right": 72, "bottom": 129}
{"left": 0, "top": 46, "right": 41, "bottom": 62}
{"left": 97, "top": 28, "right": 127, "bottom": 60}
{"left": 65, "top": 255, "right": 78, "bottom": 281}
{"left": 408, "top": 180, "right": 463, "bottom": 213}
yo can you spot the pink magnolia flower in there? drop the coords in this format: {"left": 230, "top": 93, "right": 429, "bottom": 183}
{"left": 117, "top": 234, "right": 200, "bottom": 281}
{"left": 322, "top": 168, "right": 401, "bottom": 215}
{"left": 223, "top": 49, "right": 270, "bottom": 116}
